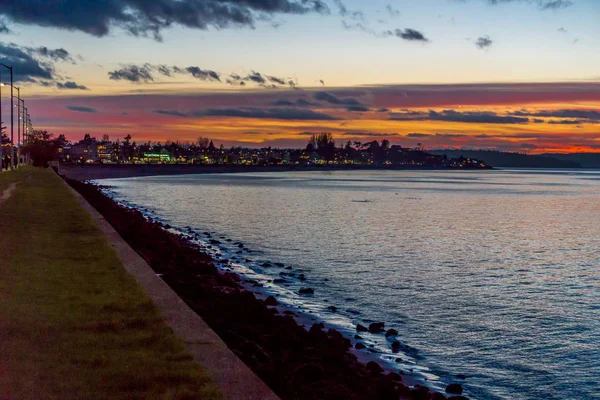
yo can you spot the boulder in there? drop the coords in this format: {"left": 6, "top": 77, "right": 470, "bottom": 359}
{"left": 386, "top": 372, "right": 402, "bottom": 382}
{"left": 327, "top": 306, "right": 338, "bottom": 312}
{"left": 264, "top": 296, "right": 278, "bottom": 306}
{"left": 391, "top": 341, "right": 401, "bottom": 353}
{"left": 355, "top": 343, "right": 366, "bottom": 350}
{"left": 446, "top": 384, "right": 463, "bottom": 395}
{"left": 385, "top": 328, "right": 399, "bottom": 337}
{"left": 299, "top": 288, "right": 314, "bottom": 295}
{"left": 366, "top": 361, "right": 383, "bottom": 375}
{"left": 411, "top": 386, "right": 430, "bottom": 400}
{"left": 356, "top": 324, "right": 368, "bottom": 332}
{"left": 368, "top": 322, "right": 385, "bottom": 333}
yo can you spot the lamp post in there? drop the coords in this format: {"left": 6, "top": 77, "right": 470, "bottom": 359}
{"left": 0, "top": 71, "right": 3, "bottom": 171}
{"left": 18, "top": 97, "right": 24, "bottom": 167}
{"left": 23, "top": 106, "right": 28, "bottom": 145}
{"left": 0, "top": 63, "right": 14, "bottom": 170}
{"left": 12, "top": 86, "right": 20, "bottom": 168}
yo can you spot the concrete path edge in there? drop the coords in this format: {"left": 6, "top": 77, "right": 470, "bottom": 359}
{"left": 59, "top": 174, "right": 280, "bottom": 400}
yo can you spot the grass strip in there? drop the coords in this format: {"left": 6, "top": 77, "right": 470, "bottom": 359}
{"left": 0, "top": 167, "right": 220, "bottom": 400}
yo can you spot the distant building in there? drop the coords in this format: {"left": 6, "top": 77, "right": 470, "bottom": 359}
{"left": 70, "top": 142, "right": 98, "bottom": 163}
{"left": 97, "top": 142, "right": 114, "bottom": 163}
{"left": 140, "top": 149, "right": 171, "bottom": 163}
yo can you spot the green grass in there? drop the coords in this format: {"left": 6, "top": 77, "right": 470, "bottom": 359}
{"left": 0, "top": 167, "right": 221, "bottom": 400}
{"left": 0, "top": 168, "right": 27, "bottom": 192}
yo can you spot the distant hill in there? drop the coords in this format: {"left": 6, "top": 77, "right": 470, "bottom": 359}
{"left": 429, "top": 150, "right": 581, "bottom": 169}
{"left": 541, "top": 153, "right": 600, "bottom": 169}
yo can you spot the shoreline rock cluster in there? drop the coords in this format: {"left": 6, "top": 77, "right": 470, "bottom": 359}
{"left": 66, "top": 177, "right": 467, "bottom": 400}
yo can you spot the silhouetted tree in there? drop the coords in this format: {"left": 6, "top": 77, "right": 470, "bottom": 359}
{"left": 310, "top": 132, "right": 336, "bottom": 163}
{"left": 381, "top": 139, "right": 390, "bottom": 151}
{"left": 197, "top": 137, "right": 210, "bottom": 149}
{"left": 121, "top": 134, "right": 133, "bottom": 161}
{"left": 22, "top": 130, "right": 66, "bottom": 167}
{"left": 1, "top": 121, "right": 10, "bottom": 169}
{"left": 82, "top": 133, "right": 95, "bottom": 145}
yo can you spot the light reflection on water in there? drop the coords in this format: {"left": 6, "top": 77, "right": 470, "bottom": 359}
{"left": 101, "top": 169, "right": 600, "bottom": 400}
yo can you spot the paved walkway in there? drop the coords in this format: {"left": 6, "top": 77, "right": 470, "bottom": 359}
{"left": 0, "top": 182, "right": 18, "bottom": 204}
{"left": 62, "top": 177, "right": 279, "bottom": 400}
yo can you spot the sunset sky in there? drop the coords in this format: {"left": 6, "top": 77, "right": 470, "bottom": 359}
{"left": 1, "top": 0, "right": 599, "bottom": 153}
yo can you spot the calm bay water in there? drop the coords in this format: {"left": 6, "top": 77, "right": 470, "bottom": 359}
{"left": 101, "top": 169, "right": 600, "bottom": 400}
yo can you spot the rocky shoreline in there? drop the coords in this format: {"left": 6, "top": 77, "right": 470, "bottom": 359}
{"left": 65, "top": 176, "right": 468, "bottom": 400}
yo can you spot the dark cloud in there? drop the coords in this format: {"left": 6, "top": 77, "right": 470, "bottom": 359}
{"left": 346, "top": 105, "right": 370, "bottom": 112}
{"left": 557, "top": 27, "right": 567, "bottom": 33}
{"left": 0, "top": 41, "right": 54, "bottom": 82}
{"left": 512, "top": 109, "right": 600, "bottom": 121}
{"left": 28, "top": 46, "right": 76, "bottom": 63}
{"left": 319, "top": 79, "right": 325, "bottom": 86}
{"left": 377, "top": 108, "right": 390, "bottom": 112}
{"left": 428, "top": 109, "right": 529, "bottom": 124}
{"left": 226, "top": 70, "right": 295, "bottom": 88}
{"left": 272, "top": 98, "right": 315, "bottom": 107}
{"left": 296, "top": 98, "right": 315, "bottom": 107}
{"left": 547, "top": 119, "right": 587, "bottom": 125}
{"left": 109, "top": 64, "right": 155, "bottom": 83}
{"left": 153, "top": 109, "right": 189, "bottom": 117}
{"left": 314, "top": 91, "right": 362, "bottom": 106}
{"left": 385, "top": 4, "right": 401, "bottom": 17}
{"left": 185, "top": 67, "right": 221, "bottom": 82}
{"left": 343, "top": 21, "right": 429, "bottom": 43}
{"left": 272, "top": 99, "right": 295, "bottom": 106}
{"left": 475, "top": 35, "right": 493, "bottom": 49}
{"left": 538, "top": 0, "right": 573, "bottom": 10}
{"left": 406, "top": 132, "right": 430, "bottom": 137}
{"left": 246, "top": 71, "right": 266, "bottom": 84}
{"left": 56, "top": 81, "right": 89, "bottom": 90}
{"left": 0, "top": 0, "right": 330, "bottom": 41}
{"left": 268, "top": 75, "right": 286, "bottom": 85}
{"left": 484, "top": 0, "right": 573, "bottom": 10}
{"left": 388, "top": 110, "right": 428, "bottom": 119}
{"left": 334, "top": 0, "right": 364, "bottom": 20}
{"left": 383, "top": 28, "right": 429, "bottom": 42}
{"left": 190, "top": 107, "right": 339, "bottom": 120}
{"left": 389, "top": 109, "right": 529, "bottom": 124}
{"left": 109, "top": 63, "right": 221, "bottom": 83}
{"left": 66, "top": 106, "right": 97, "bottom": 113}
